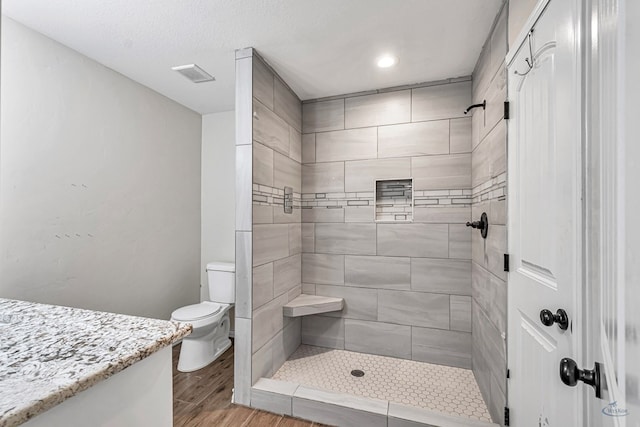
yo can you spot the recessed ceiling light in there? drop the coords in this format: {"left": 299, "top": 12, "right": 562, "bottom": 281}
{"left": 171, "top": 64, "right": 215, "bottom": 83}
{"left": 376, "top": 55, "right": 398, "bottom": 68}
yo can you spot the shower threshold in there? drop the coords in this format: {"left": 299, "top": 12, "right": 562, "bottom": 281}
{"left": 250, "top": 345, "right": 498, "bottom": 427}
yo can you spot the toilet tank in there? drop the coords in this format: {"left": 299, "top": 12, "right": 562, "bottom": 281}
{"left": 206, "top": 262, "right": 236, "bottom": 304}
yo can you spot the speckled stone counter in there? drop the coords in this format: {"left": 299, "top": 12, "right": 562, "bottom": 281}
{"left": 0, "top": 298, "right": 191, "bottom": 427}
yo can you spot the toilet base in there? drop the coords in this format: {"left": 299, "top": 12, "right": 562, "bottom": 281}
{"left": 177, "top": 313, "right": 232, "bottom": 372}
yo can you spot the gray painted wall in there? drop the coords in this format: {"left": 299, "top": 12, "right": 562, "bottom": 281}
{"left": 201, "top": 111, "right": 236, "bottom": 301}
{"left": 470, "top": 4, "right": 508, "bottom": 425}
{"left": 299, "top": 79, "right": 474, "bottom": 368}
{"left": 0, "top": 17, "right": 202, "bottom": 320}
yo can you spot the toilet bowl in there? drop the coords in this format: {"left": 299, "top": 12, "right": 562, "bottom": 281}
{"left": 171, "top": 302, "right": 232, "bottom": 372}
{"left": 171, "top": 261, "right": 235, "bottom": 372}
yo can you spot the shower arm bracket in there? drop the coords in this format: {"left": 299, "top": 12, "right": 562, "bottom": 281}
{"left": 463, "top": 100, "right": 486, "bottom": 115}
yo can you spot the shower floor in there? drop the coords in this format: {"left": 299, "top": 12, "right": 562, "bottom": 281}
{"left": 272, "top": 345, "right": 492, "bottom": 423}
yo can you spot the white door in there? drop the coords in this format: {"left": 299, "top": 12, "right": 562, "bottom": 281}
{"left": 507, "top": 0, "right": 583, "bottom": 425}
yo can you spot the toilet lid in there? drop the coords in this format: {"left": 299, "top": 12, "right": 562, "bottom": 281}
{"left": 172, "top": 302, "right": 221, "bottom": 321}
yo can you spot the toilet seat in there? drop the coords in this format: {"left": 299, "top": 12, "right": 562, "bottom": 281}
{"left": 172, "top": 302, "right": 221, "bottom": 321}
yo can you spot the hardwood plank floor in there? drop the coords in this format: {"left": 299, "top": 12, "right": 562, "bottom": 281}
{"left": 172, "top": 343, "right": 328, "bottom": 427}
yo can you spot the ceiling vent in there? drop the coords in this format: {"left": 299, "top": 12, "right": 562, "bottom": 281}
{"left": 171, "top": 64, "right": 215, "bottom": 83}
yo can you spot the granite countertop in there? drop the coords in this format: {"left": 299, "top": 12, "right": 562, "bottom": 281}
{"left": 0, "top": 298, "right": 192, "bottom": 427}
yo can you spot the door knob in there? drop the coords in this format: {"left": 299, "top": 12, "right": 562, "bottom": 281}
{"left": 539, "top": 308, "right": 569, "bottom": 330}
{"left": 559, "top": 358, "right": 602, "bottom": 398}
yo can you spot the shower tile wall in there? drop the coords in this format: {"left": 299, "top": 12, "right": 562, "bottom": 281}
{"left": 251, "top": 53, "right": 304, "bottom": 384}
{"left": 470, "top": 4, "right": 508, "bottom": 425}
{"left": 300, "top": 79, "right": 474, "bottom": 368}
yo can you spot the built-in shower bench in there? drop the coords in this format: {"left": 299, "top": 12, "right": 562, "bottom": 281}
{"left": 282, "top": 294, "right": 344, "bottom": 317}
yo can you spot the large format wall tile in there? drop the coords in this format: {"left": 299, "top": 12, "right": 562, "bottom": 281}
{"left": 253, "top": 99, "right": 290, "bottom": 156}
{"left": 471, "top": 262, "right": 507, "bottom": 334}
{"left": 253, "top": 224, "right": 290, "bottom": 266}
{"left": 377, "top": 223, "right": 449, "bottom": 258}
{"left": 411, "top": 258, "right": 471, "bottom": 295}
{"left": 315, "top": 223, "right": 376, "bottom": 255}
{"left": 253, "top": 204, "right": 274, "bottom": 224}
{"left": 344, "top": 255, "right": 410, "bottom": 290}
{"left": 472, "top": 121, "right": 505, "bottom": 187}
{"left": 345, "top": 319, "right": 412, "bottom": 359}
{"left": 301, "top": 315, "right": 345, "bottom": 349}
{"left": 253, "top": 263, "right": 274, "bottom": 309}
{"left": 236, "top": 231, "right": 253, "bottom": 318}
{"left": 449, "top": 224, "right": 472, "bottom": 259}
{"left": 450, "top": 295, "right": 472, "bottom": 332}
{"left": 315, "top": 128, "right": 377, "bottom": 162}
{"left": 413, "top": 206, "right": 470, "bottom": 224}
{"left": 274, "top": 205, "right": 301, "bottom": 224}
{"left": 301, "top": 134, "right": 316, "bottom": 164}
{"left": 472, "top": 300, "right": 506, "bottom": 389}
{"left": 288, "top": 223, "right": 302, "bottom": 255}
{"left": 345, "top": 206, "right": 375, "bottom": 223}
{"left": 234, "top": 317, "right": 252, "bottom": 405}
{"left": 253, "top": 142, "right": 274, "bottom": 187}
{"left": 302, "top": 253, "right": 344, "bottom": 285}
{"left": 302, "top": 99, "right": 344, "bottom": 133}
{"left": 253, "top": 56, "right": 274, "bottom": 109}
{"left": 378, "top": 120, "right": 449, "bottom": 158}
{"left": 236, "top": 145, "right": 253, "bottom": 232}
{"left": 412, "top": 154, "right": 471, "bottom": 190}
{"left": 274, "top": 152, "right": 301, "bottom": 193}
{"left": 251, "top": 336, "right": 274, "bottom": 383}
{"left": 273, "top": 254, "right": 302, "bottom": 297}
{"left": 483, "top": 67, "right": 507, "bottom": 139}
{"left": 301, "top": 223, "right": 315, "bottom": 253}
{"left": 450, "top": 117, "right": 472, "bottom": 154}
{"left": 274, "top": 78, "right": 302, "bottom": 132}
{"left": 277, "top": 318, "right": 302, "bottom": 366}
{"left": 486, "top": 224, "right": 507, "bottom": 281}
{"left": 289, "top": 127, "right": 302, "bottom": 163}
{"left": 411, "top": 81, "right": 471, "bottom": 122}
{"left": 252, "top": 293, "right": 288, "bottom": 351}
{"left": 302, "top": 207, "right": 345, "bottom": 223}
{"left": 302, "top": 162, "right": 345, "bottom": 193}
{"left": 316, "top": 285, "right": 377, "bottom": 321}
{"left": 378, "top": 290, "right": 450, "bottom": 329}
{"left": 344, "top": 158, "right": 411, "bottom": 193}
{"left": 344, "top": 90, "right": 411, "bottom": 128}
{"left": 412, "top": 327, "right": 472, "bottom": 368}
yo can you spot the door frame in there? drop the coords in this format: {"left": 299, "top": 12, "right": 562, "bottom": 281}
{"left": 582, "top": 0, "right": 633, "bottom": 424}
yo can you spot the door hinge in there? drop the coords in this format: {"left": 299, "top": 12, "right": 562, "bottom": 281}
{"left": 504, "top": 254, "right": 510, "bottom": 272}
{"left": 504, "top": 406, "right": 510, "bottom": 426}
{"left": 504, "top": 101, "right": 510, "bottom": 119}
{"left": 507, "top": 368, "right": 510, "bottom": 379}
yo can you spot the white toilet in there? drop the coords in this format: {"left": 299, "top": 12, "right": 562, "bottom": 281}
{"left": 171, "top": 261, "right": 235, "bottom": 372}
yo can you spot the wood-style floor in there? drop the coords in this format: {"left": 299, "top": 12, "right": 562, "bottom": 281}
{"left": 172, "top": 343, "right": 328, "bottom": 427}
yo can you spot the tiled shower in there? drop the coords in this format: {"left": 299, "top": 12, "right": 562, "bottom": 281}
{"left": 234, "top": 5, "right": 508, "bottom": 425}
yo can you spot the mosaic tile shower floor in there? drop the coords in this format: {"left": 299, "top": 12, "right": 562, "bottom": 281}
{"left": 272, "top": 345, "right": 492, "bottom": 423}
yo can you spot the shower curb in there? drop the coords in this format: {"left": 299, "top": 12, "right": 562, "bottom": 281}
{"left": 250, "top": 377, "right": 500, "bottom": 427}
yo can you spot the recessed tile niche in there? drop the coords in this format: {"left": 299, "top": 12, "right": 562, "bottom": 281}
{"left": 375, "top": 178, "right": 413, "bottom": 222}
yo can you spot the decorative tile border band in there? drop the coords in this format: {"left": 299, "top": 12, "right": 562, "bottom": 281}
{"left": 301, "top": 189, "right": 472, "bottom": 209}
{"left": 253, "top": 184, "right": 302, "bottom": 209}
{"left": 471, "top": 173, "right": 506, "bottom": 204}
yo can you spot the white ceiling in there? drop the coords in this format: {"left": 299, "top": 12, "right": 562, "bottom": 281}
{"left": 3, "top": 0, "right": 502, "bottom": 114}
